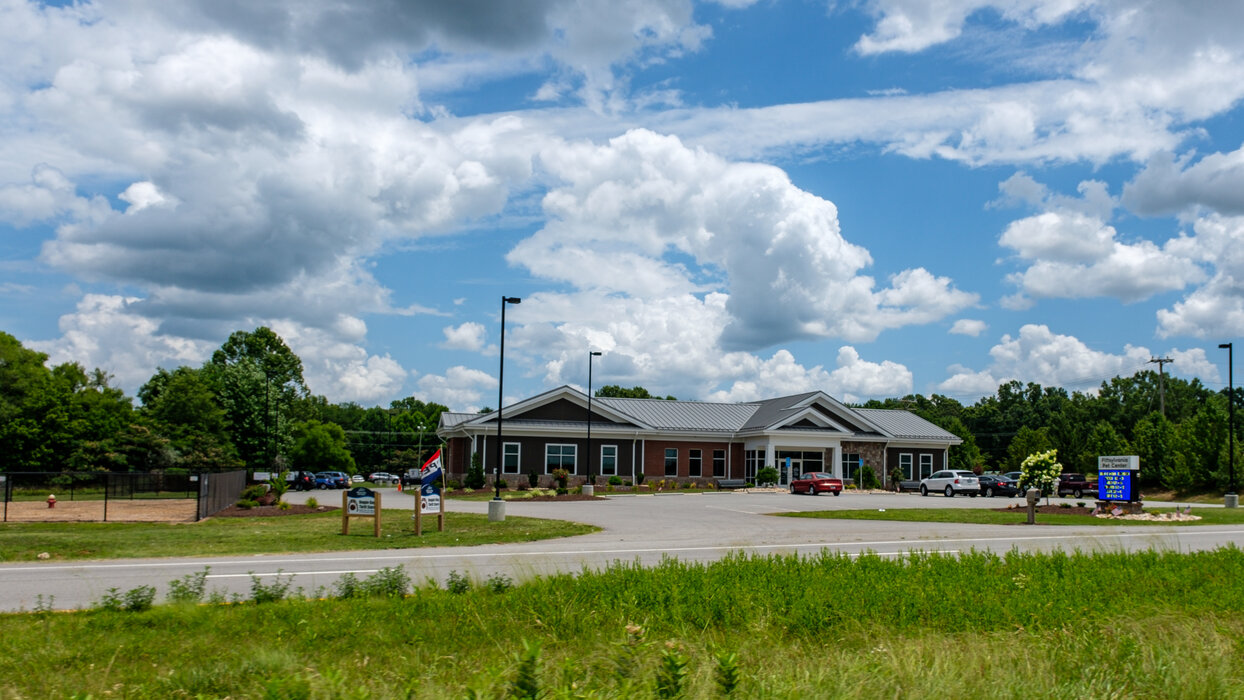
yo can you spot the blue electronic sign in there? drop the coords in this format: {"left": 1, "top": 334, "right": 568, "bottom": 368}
{"left": 1098, "top": 469, "right": 1135, "bottom": 501}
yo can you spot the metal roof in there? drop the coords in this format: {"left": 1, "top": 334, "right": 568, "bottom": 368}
{"left": 853, "top": 408, "right": 960, "bottom": 441}
{"left": 595, "top": 397, "right": 758, "bottom": 432}
{"left": 440, "top": 387, "right": 960, "bottom": 443}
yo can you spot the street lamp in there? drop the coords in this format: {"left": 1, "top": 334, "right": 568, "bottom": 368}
{"left": 493, "top": 296, "right": 521, "bottom": 519}
{"left": 1221, "top": 342, "right": 1236, "bottom": 506}
{"left": 585, "top": 351, "right": 602, "bottom": 495}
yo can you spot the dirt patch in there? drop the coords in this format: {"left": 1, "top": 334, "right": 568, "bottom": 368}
{"left": 3, "top": 499, "right": 198, "bottom": 523}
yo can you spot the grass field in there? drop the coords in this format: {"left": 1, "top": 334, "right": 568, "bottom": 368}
{"left": 780, "top": 505, "right": 1244, "bottom": 527}
{"left": 1, "top": 547, "right": 1242, "bottom": 698}
{"left": 0, "top": 508, "right": 597, "bottom": 562}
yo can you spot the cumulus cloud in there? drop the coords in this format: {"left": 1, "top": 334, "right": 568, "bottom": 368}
{"left": 416, "top": 365, "right": 499, "bottom": 412}
{"left": 1155, "top": 215, "right": 1244, "bottom": 338}
{"left": 27, "top": 294, "right": 215, "bottom": 391}
{"left": 442, "top": 322, "right": 487, "bottom": 352}
{"left": 514, "top": 129, "right": 975, "bottom": 351}
{"left": 1123, "top": 147, "right": 1244, "bottom": 217}
{"left": 936, "top": 323, "right": 1201, "bottom": 399}
{"left": 950, "top": 319, "right": 987, "bottom": 336}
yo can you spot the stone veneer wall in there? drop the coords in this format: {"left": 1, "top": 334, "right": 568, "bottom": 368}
{"left": 841, "top": 441, "right": 888, "bottom": 486}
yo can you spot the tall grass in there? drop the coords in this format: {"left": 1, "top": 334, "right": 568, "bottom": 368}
{"left": 1, "top": 547, "right": 1242, "bottom": 697}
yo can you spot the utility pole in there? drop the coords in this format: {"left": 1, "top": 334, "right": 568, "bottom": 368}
{"left": 1148, "top": 356, "right": 1173, "bottom": 417}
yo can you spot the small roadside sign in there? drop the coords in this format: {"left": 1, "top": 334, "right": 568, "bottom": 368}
{"left": 342, "top": 486, "right": 381, "bottom": 536}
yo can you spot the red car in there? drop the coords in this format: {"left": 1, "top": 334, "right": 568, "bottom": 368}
{"left": 790, "top": 472, "right": 843, "bottom": 496}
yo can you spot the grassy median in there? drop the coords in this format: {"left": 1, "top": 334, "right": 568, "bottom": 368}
{"left": 780, "top": 505, "right": 1244, "bottom": 526}
{"left": 0, "top": 508, "right": 597, "bottom": 562}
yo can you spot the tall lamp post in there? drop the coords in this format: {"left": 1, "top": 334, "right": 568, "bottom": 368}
{"left": 584, "top": 351, "right": 602, "bottom": 496}
{"left": 491, "top": 296, "right": 521, "bottom": 522}
{"left": 1221, "top": 342, "right": 1237, "bottom": 508}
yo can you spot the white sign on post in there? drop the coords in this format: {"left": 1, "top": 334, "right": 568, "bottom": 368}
{"left": 347, "top": 491, "right": 376, "bottom": 515}
{"left": 1098, "top": 455, "right": 1140, "bottom": 471}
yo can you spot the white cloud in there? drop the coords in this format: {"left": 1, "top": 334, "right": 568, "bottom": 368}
{"left": 1155, "top": 215, "right": 1244, "bottom": 338}
{"left": 27, "top": 294, "right": 214, "bottom": 391}
{"left": 442, "top": 322, "right": 487, "bottom": 351}
{"left": 997, "top": 181, "right": 1205, "bottom": 303}
{"left": 950, "top": 319, "right": 987, "bottom": 336}
{"left": 514, "top": 129, "right": 975, "bottom": 351}
{"left": 1123, "top": 147, "right": 1244, "bottom": 217}
{"left": 854, "top": 0, "right": 1094, "bottom": 55}
{"left": 416, "top": 365, "right": 499, "bottom": 412}
{"left": 937, "top": 323, "right": 1157, "bottom": 398}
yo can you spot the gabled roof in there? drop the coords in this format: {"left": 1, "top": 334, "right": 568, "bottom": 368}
{"left": 594, "top": 396, "right": 757, "bottom": 432}
{"left": 438, "top": 386, "right": 959, "bottom": 443}
{"left": 854, "top": 408, "right": 959, "bottom": 441}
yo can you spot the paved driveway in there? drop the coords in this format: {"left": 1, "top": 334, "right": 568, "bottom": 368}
{"left": 0, "top": 490, "right": 1235, "bottom": 612}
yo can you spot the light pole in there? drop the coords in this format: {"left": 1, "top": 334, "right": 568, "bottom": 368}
{"left": 1221, "top": 342, "right": 1236, "bottom": 507}
{"left": 492, "top": 296, "right": 521, "bottom": 521}
{"left": 585, "top": 351, "right": 602, "bottom": 496}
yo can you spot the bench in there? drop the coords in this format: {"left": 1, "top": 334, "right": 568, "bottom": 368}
{"left": 716, "top": 479, "right": 750, "bottom": 490}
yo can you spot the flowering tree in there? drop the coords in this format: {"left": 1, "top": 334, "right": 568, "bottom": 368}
{"left": 1020, "top": 449, "right": 1063, "bottom": 504}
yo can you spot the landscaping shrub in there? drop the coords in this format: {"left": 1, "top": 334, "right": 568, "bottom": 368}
{"left": 608, "top": 475, "right": 623, "bottom": 486}
{"left": 860, "top": 465, "right": 881, "bottom": 490}
{"left": 465, "top": 452, "right": 486, "bottom": 490}
{"left": 528, "top": 471, "right": 539, "bottom": 488}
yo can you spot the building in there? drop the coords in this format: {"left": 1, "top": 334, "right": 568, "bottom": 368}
{"left": 437, "top": 386, "right": 962, "bottom": 488}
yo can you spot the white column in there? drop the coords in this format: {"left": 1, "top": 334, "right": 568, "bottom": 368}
{"left": 765, "top": 442, "right": 775, "bottom": 467}
{"left": 832, "top": 445, "right": 842, "bottom": 478}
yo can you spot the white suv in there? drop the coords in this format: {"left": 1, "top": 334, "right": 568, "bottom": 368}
{"left": 920, "top": 470, "right": 980, "bottom": 497}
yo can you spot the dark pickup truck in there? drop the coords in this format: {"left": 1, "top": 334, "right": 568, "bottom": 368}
{"left": 1056, "top": 473, "right": 1098, "bottom": 498}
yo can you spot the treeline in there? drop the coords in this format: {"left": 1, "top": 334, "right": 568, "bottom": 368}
{"left": 0, "top": 329, "right": 446, "bottom": 475}
{"left": 861, "top": 373, "right": 1243, "bottom": 492}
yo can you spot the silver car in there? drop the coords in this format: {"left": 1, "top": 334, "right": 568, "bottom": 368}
{"left": 920, "top": 470, "right": 980, "bottom": 497}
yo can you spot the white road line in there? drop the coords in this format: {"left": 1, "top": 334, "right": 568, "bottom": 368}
{"left": 213, "top": 549, "right": 944, "bottom": 579}
{"left": 5, "top": 529, "right": 1243, "bottom": 573}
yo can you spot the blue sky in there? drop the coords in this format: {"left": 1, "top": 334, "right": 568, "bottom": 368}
{"left": 2, "top": 0, "right": 1242, "bottom": 410}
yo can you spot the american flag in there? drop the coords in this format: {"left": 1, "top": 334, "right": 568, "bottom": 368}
{"left": 420, "top": 448, "right": 443, "bottom": 486}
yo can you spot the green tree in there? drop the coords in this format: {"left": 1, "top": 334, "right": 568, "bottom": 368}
{"left": 1006, "top": 425, "right": 1054, "bottom": 472}
{"left": 1081, "top": 421, "right": 1130, "bottom": 473}
{"left": 205, "top": 327, "right": 307, "bottom": 469}
{"left": 595, "top": 385, "right": 676, "bottom": 400}
{"left": 287, "top": 420, "right": 356, "bottom": 473}
{"left": 1132, "top": 412, "right": 1175, "bottom": 488}
{"left": 139, "top": 366, "right": 240, "bottom": 470}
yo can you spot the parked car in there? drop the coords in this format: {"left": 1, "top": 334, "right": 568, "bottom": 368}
{"left": 920, "top": 470, "right": 980, "bottom": 497}
{"left": 286, "top": 470, "right": 316, "bottom": 491}
{"left": 367, "top": 472, "right": 398, "bottom": 483}
{"left": 977, "top": 474, "right": 1019, "bottom": 498}
{"left": 315, "top": 471, "right": 349, "bottom": 489}
{"left": 1056, "top": 473, "right": 1098, "bottom": 498}
{"left": 789, "top": 472, "right": 843, "bottom": 496}
{"left": 351, "top": 474, "right": 364, "bottom": 483}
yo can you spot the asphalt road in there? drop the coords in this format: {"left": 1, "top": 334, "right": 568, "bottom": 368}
{"left": 1, "top": 489, "right": 1238, "bottom": 612}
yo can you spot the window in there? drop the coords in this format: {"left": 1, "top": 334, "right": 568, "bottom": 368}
{"left": 900, "top": 453, "right": 913, "bottom": 480}
{"left": 713, "top": 449, "right": 726, "bottom": 477}
{"left": 664, "top": 448, "right": 678, "bottom": 476}
{"left": 503, "top": 443, "right": 520, "bottom": 474}
{"left": 744, "top": 450, "right": 759, "bottom": 480}
{"left": 689, "top": 449, "right": 702, "bottom": 477}
{"left": 843, "top": 453, "right": 861, "bottom": 482}
{"left": 919, "top": 454, "right": 933, "bottom": 479}
{"left": 600, "top": 445, "right": 617, "bottom": 476}
{"left": 545, "top": 444, "right": 577, "bottom": 474}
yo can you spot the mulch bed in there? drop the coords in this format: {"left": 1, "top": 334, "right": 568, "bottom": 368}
{"left": 994, "top": 505, "right": 1097, "bottom": 516}
{"left": 210, "top": 504, "right": 339, "bottom": 518}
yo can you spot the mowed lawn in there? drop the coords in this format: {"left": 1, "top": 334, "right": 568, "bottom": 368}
{"left": 0, "top": 508, "right": 598, "bottom": 562}
{"left": 778, "top": 505, "right": 1244, "bottom": 526}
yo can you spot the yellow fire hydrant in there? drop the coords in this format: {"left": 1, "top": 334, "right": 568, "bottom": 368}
{"left": 47, "top": 494, "right": 56, "bottom": 508}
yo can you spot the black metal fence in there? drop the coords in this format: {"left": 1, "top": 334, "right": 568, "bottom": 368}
{"left": 197, "top": 470, "right": 247, "bottom": 520}
{"left": 1, "top": 470, "right": 246, "bottom": 522}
